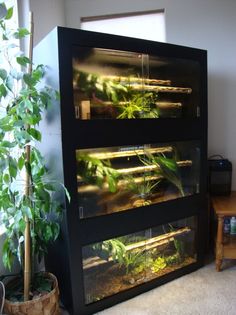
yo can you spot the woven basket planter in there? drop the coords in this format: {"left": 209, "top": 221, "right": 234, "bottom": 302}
{"left": 3, "top": 272, "right": 60, "bottom": 315}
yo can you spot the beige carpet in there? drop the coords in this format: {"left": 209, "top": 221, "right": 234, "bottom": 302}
{"left": 95, "top": 258, "right": 236, "bottom": 315}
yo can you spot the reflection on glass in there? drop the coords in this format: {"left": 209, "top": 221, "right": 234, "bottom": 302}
{"left": 76, "top": 141, "right": 200, "bottom": 218}
{"left": 82, "top": 216, "right": 197, "bottom": 304}
{"left": 72, "top": 47, "right": 200, "bottom": 120}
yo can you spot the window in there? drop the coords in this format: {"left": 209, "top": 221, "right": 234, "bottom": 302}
{"left": 0, "top": 0, "right": 19, "bottom": 77}
{"left": 0, "top": 0, "right": 18, "bottom": 236}
{"left": 81, "top": 10, "right": 165, "bottom": 42}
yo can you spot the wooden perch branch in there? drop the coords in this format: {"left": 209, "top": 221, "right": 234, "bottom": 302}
{"left": 83, "top": 227, "right": 191, "bottom": 270}
{"left": 90, "top": 101, "right": 183, "bottom": 110}
{"left": 100, "top": 75, "right": 171, "bottom": 86}
{"left": 155, "top": 102, "right": 182, "bottom": 109}
{"left": 131, "top": 84, "right": 192, "bottom": 94}
{"left": 86, "top": 146, "right": 173, "bottom": 160}
{"left": 125, "top": 227, "right": 190, "bottom": 252}
{"left": 116, "top": 160, "right": 192, "bottom": 175}
{"left": 78, "top": 174, "right": 164, "bottom": 194}
{"left": 77, "top": 160, "right": 192, "bottom": 193}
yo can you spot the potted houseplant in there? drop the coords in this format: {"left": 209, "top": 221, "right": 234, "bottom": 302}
{"left": 0, "top": 3, "right": 69, "bottom": 314}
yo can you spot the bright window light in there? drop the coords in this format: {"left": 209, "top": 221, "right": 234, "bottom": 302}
{"left": 81, "top": 11, "right": 166, "bottom": 42}
{"left": 0, "top": 0, "right": 18, "bottom": 236}
{"left": 0, "top": 0, "right": 19, "bottom": 74}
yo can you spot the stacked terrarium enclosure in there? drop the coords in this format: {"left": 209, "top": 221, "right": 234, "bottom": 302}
{"left": 34, "top": 28, "right": 207, "bottom": 315}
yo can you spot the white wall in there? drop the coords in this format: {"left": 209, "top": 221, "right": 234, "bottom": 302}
{"left": 29, "top": 0, "right": 66, "bottom": 45}
{"left": 29, "top": 0, "right": 236, "bottom": 189}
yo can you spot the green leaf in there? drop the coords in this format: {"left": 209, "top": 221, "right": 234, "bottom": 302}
{"left": 55, "top": 90, "right": 60, "bottom": 100}
{"left": 45, "top": 225, "right": 53, "bottom": 242}
{"left": 14, "top": 209, "right": 23, "bottom": 223}
{"left": 0, "top": 69, "right": 7, "bottom": 80}
{"left": 5, "top": 6, "right": 13, "bottom": 20}
{"left": 22, "top": 113, "right": 41, "bottom": 125}
{"left": 51, "top": 223, "right": 60, "bottom": 241}
{"left": 28, "top": 128, "right": 42, "bottom": 141}
{"left": 40, "top": 91, "right": 51, "bottom": 107}
{"left": 18, "top": 155, "right": 25, "bottom": 170}
{"left": 0, "top": 116, "right": 13, "bottom": 131}
{"left": 14, "top": 130, "right": 31, "bottom": 145}
{"left": 2, "top": 238, "right": 14, "bottom": 270}
{"left": 32, "top": 67, "right": 44, "bottom": 81}
{"left": 0, "top": 3, "right": 7, "bottom": 20}
{"left": 1, "top": 140, "right": 16, "bottom": 148}
{"left": 23, "top": 99, "right": 34, "bottom": 112}
{"left": 18, "top": 219, "right": 26, "bottom": 234}
{"left": 32, "top": 148, "right": 43, "bottom": 164}
{"left": 22, "top": 206, "right": 33, "bottom": 220}
{"left": 44, "top": 183, "right": 56, "bottom": 191}
{"left": 3, "top": 173, "right": 10, "bottom": 184}
{"left": 9, "top": 157, "right": 18, "bottom": 178}
{"left": 14, "top": 28, "right": 30, "bottom": 39}
{"left": 23, "top": 73, "right": 36, "bottom": 86}
{"left": 16, "top": 56, "right": 31, "bottom": 66}
{"left": 37, "top": 188, "right": 50, "bottom": 203}
{"left": 13, "top": 120, "right": 24, "bottom": 128}
{"left": 157, "top": 156, "right": 177, "bottom": 172}
{"left": 6, "top": 75, "right": 14, "bottom": 91}
{"left": 0, "top": 84, "right": 7, "bottom": 98}
{"left": 107, "top": 176, "right": 117, "bottom": 193}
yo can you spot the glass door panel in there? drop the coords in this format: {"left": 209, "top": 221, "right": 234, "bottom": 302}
{"left": 72, "top": 48, "right": 200, "bottom": 120}
{"left": 73, "top": 47, "right": 144, "bottom": 119}
{"left": 82, "top": 216, "right": 197, "bottom": 304}
{"left": 76, "top": 141, "right": 200, "bottom": 218}
{"left": 149, "top": 56, "right": 200, "bottom": 118}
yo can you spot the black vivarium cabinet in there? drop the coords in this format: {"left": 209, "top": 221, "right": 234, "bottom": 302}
{"left": 34, "top": 27, "right": 207, "bottom": 315}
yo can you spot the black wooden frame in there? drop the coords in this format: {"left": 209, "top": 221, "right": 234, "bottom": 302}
{"left": 34, "top": 27, "right": 208, "bottom": 315}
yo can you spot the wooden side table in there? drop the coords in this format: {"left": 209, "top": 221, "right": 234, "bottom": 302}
{"left": 212, "top": 191, "right": 236, "bottom": 271}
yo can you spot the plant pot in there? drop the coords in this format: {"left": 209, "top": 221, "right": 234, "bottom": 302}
{"left": 3, "top": 272, "right": 60, "bottom": 315}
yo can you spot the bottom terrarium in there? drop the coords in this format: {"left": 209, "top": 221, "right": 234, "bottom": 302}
{"left": 82, "top": 216, "right": 196, "bottom": 304}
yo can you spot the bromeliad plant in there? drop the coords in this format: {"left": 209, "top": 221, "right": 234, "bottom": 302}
{"left": 125, "top": 173, "right": 160, "bottom": 199}
{"left": 0, "top": 3, "right": 69, "bottom": 302}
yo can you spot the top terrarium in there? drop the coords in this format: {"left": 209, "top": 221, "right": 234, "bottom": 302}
{"left": 72, "top": 47, "right": 200, "bottom": 119}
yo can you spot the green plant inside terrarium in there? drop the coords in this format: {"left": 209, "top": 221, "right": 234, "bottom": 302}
{"left": 151, "top": 257, "right": 166, "bottom": 273}
{"left": 76, "top": 153, "right": 120, "bottom": 193}
{"left": 169, "top": 224, "right": 185, "bottom": 261}
{"left": 77, "top": 148, "right": 185, "bottom": 204}
{"left": 74, "top": 70, "right": 159, "bottom": 119}
{"left": 91, "top": 233, "right": 186, "bottom": 277}
{"left": 74, "top": 70, "right": 128, "bottom": 103}
{"left": 91, "top": 238, "right": 146, "bottom": 275}
{"left": 116, "top": 92, "right": 159, "bottom": 119}
{"left": 138, "top": 151, "right": 185, "bottom": 197}
{"left": 125, "top": 173, "right": 160, "bottom": 201}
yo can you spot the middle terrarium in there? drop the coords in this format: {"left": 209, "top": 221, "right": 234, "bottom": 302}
{"left": 76, "top": 141, "right": 200, "bottom": 218}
